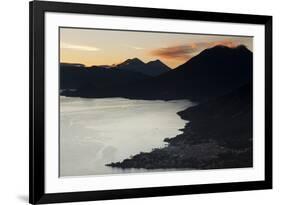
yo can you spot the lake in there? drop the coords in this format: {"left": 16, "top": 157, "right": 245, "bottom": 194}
{"left": 60, "top": 97, "right": 194, "bottom": 177}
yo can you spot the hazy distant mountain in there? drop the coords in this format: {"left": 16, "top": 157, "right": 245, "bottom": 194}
{"left": 116, "top": 58, "right": 171, "bottom": 76}
{"left": 61, "top": 45, "right": 253, "bottom": 101}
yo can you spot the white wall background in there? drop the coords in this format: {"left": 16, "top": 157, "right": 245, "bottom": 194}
{"left": 0, "top": 0, "right": 279, "bottom": 204}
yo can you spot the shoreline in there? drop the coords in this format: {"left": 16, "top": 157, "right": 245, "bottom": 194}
{"left": 106, "top": 84, "right": 253, "bottom": 170}
{"left": 106, "top": 113, "right": 252, "bottom": 170}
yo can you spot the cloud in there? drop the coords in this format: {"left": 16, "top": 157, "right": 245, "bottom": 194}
{"left": 130, "top": 46, "right": 144, "bottom": 50}
{"left": 61, "top": 43, "right": 100, "bottom": 51}
{"left": 150, "top": 40, "right": 238, "bottom": 60}
{"left": 124, "top": 45, "right": 144, "bottom": 50}
{"left": 150, "top": 45, "right": 196, "bottom": 60}
{"left": 207, "top": 40, "right": 238, "bottom": 48}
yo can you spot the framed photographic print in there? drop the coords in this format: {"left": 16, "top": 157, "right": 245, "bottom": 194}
{"left": 29, "top": 0, "right": 272, "bottom": 204}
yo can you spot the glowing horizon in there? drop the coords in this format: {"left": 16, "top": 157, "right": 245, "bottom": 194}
{"left": 60, "top": 28, "right": 253, "bottom": 68}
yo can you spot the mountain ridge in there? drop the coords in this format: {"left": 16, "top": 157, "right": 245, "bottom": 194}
{"left": 116, "top": 44, "right": 253, "bottom": 100}
{"left": 61, "top": 45, "right": 253, "bottom": 101}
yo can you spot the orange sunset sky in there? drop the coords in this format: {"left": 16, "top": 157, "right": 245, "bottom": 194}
{"left": 60, "top": 27, "right": 253, "bottom": 68}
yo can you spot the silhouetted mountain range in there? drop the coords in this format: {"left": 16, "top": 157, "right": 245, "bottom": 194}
{"left": 62, "top": 45, "right": 252, "bottom": 101}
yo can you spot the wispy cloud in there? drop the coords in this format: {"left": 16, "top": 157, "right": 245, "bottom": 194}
{"left": 61, "top": 43, "right": 100, "bottom": 51}
{"left": 124, "top": 45, "right": 144, "bottom": 50}
{"left": 131, "top": 46, "right": 144, "bottom": 50}
{"left": 150, "top": 40, "right": 238, "bottom": 60}
{"left": 150, "top": 45, "right": 195, "bottom": 60}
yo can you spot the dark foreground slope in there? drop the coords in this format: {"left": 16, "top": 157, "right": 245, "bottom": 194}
{"left": 107, "top": 83, "right": 253, "bottom": 169}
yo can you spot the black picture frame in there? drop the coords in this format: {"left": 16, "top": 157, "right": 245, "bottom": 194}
{"left": 29, "top": 1, "right": 272, "bottom": 204}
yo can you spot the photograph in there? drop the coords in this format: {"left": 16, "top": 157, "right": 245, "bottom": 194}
{"left": 29, "top": 1, "right": 272, "bottom": 204}
{"left": 59, "top": 27, "right": 253, "bottom": 177}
